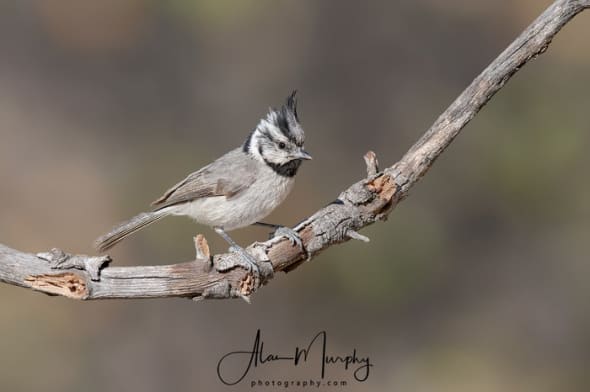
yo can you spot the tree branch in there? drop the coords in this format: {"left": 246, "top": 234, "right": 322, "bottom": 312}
{"left": 1, "top": 0, "right": 589, "bottom": 301}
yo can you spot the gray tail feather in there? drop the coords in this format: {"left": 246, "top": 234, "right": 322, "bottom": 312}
{"left": 94, "top": 211, "right": 168, "bottom": 252}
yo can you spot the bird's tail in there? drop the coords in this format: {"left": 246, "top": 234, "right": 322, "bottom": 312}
{"left": 94, "top": 210, "right": 169, "bottom": 252}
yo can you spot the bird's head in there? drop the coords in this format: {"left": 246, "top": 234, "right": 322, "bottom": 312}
{"left": 244, "top": 91, "right": 311, "bottom": 177}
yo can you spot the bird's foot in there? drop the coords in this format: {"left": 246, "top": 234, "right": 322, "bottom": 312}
{"left": 228, "top": 245, "right": 261, "bottom": 277}
{"left": 272, "top": 226, "right": 304, "bottom": 250}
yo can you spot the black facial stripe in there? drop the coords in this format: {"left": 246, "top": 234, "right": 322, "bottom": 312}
{"left": 261, "top": 128, "right": 292, "bottom": 148}
{"left": 261, "top": 129, "right": 277, "bottom": 143}
{"left": 287, "top": 133, "right": 299, "bottom": 144}
{"left": 263, "top": 158, "right": 302, "bottom": 178}
{"left": 242, "top": 129, "right": 255, "bottom": 153}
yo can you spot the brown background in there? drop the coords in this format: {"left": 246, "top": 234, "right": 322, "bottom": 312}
{"left": 1, "top": 1, "right": 589, "bottom": 391}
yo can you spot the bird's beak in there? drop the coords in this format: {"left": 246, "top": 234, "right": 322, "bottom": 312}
{"left": 295, "top": 149, "right": 312, "bottom": 160}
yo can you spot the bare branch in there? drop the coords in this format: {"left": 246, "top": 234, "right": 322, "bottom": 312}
{"left": 1, "top": 0, "right": 589, "bottom": 300}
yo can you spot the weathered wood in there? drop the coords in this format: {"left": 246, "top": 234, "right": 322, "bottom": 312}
{"left": 1, "top": 0, "right": 589, "bottom": 301}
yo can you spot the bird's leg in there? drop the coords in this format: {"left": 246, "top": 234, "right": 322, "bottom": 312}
{"left": 254, "top": 222, "right": 304, "bottom": 250}
{"left": 214, "top": 227, "right": 260, "bottom": 276}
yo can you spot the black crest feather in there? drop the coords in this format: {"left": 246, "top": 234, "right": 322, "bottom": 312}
{"left": 285, "top": 90, "right": 298, "bottom": 121}
{"left": 274, "top": 90, "right": 303, "bottom": 144}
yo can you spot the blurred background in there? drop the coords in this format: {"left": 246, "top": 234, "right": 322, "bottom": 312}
{"left": 1, "top": 0, "right": 590, "bottom": 391}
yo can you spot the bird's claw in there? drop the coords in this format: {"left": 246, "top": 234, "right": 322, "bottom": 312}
{"left": 228, "top": 245, "right": 261, "bottom": 276}
{"left": 273, "top": 226, "right": 304, "bottom": 250}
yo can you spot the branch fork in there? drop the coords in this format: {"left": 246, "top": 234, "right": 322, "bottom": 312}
{"left": 37, "top": 248, "right": 111, "bottom": 281}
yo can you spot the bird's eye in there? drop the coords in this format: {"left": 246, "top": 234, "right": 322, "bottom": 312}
{"left": 278, "top": 142, "right": 286, "bottom": 150}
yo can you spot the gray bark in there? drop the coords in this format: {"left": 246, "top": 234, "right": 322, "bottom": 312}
{"left": 1, "top": 0, "right": 589, "bottom": 301}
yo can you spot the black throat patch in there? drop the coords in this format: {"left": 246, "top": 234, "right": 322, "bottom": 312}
{"left": 263, "top": 158, "right": 302, "bottom": 178}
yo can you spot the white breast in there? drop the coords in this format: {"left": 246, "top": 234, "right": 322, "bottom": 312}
{"left": 169, "top": 166, "right": 295, "bottom": 231}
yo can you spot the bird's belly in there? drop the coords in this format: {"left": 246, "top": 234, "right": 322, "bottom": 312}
{"left": 171, "top": 175, "right": 294, "bottom": 230}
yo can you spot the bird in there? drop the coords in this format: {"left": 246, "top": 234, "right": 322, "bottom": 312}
{"left": 94, "top": 91, "right": 311, "bottom": 275}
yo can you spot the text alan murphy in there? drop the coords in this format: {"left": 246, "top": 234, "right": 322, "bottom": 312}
{"left": 217, "top": 329, "right": 373, "bottom": 386}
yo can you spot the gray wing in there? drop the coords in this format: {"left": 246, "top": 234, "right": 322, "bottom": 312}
{"left": 151, "top": 148, "right": 258, "bottom": 210}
